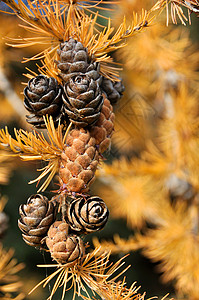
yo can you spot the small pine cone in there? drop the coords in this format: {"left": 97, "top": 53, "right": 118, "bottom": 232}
{"left": 0, "top": 212, "right": 8, "bottom": 238}
{"left": 24, "top": 75, "right": 64, "bottom": 128}
{"left": 59, "top": 128, "right": 99, "bottom": 194}
{"left": 57, "top": 38, "right": 89, "bottom": 82}
{"left": 62, "top": 72, "right": 103, "bottom": 127}
{"left": 66, "top": 196, "right": 109, "bottom": 234}
{"left": 46, "top": 221, "right": 85, "bottom": 265}
{"left": 101, "top": 77, "right": 125, "bottom": 105}
{"left": 18, "top": 194, "right": 57, "bottom": 248}
{"left": 90, "top": 98, "right": 115, "bottom": 153}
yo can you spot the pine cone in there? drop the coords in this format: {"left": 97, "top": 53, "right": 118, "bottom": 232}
{"left": 24, "top": 75, "right": 64, "bottom": 128}
{"left": 59, "top": 128, "right": 99, "bottom": 194}
{"left": 57, "top": 39, "right": 101, "bottom": 84}
{"left": 46, "top": 221, "right": 85, "bottom": 265}
{"left": 90, "top": 98, "right": 115, "bottom": 153}
{"left": 18, "top": 194, "right": 57, "bottom": 248}
{"left": 66, "top": 196, "right": 109, "bottom": 234}
{"left": 62, "top": 72, "right": 103, "bottom": 127}
{"left": 57, "top": 38, "right": 89, "bottom": 82}
{"left": 101, "top": 77, "right": 125, "bottom": 105}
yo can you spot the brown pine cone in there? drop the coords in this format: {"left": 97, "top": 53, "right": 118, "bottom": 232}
{"left": 24, "top": 75, "right": 65, "bottom": 128}
{"left": 59, "top": 128, "right": 99, "bottom": 194}
{"left": 18, "top": 194, "right": 57, "bottom": 248}
{"left": 57, "top": 38, "right": 103, "bottom": 126}
{"left": 57, "top": 38, "right": 89, "bottom": 82}
{"left": 46, "top": 221, "right": 85, "bottom": 265}
{"left": 90, "top": 98, "right": 115, "bottom": 153}
{"left": 62, "top": 71, "right": 103, "bottom": 127}
{"left": 66, "top": 196, "right": 109, "bottom": 234}
{"left": 101, "top": 77, "right": 125, "bottom": 105}
{"left": 57, "top": 38, "right": 101, "bottom": 84}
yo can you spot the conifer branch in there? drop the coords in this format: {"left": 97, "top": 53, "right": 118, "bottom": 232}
{"left": 0, "top": 117, "right": 72, "bottom": 191}
{"left": 151, "top": 0, "right": 199, "bottom": 25}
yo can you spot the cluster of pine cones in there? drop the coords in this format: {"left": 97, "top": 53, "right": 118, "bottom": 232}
{"left": 18, "top": 38, "right": 124, "bottom": 266}
{"left": 18, "top": 194, "right": 109, "bottom": 265}
{"left": 24, "top": 38, "right": 124, "bottom": 129}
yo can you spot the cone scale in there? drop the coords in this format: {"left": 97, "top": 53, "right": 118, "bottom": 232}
{"left": 59, "top": 128, "right": 99, "bottom": 194}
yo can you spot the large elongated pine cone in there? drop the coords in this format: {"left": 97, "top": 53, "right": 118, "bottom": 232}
{"left": 62, "top": 72, "right": 103, "bottom": 127}
{"left": 46, "top": 221, "right": 85, "bottom": 265}
{"left": 59, "top": 128, "right": 99, "bottom": 194}
{"left": 101, "top": 77, "right": 125, "bottom": 105}
{"left": 90, "top": 98, "right": 115, "bottom": 153}
{"left": 66, "top": 196, "right": 109, "bottom": 234}
{"left": 18, "top": 194, "right": 56, "bottom": 248}
{"left": 24, "top": 75, "right": 64, "bottom": 128}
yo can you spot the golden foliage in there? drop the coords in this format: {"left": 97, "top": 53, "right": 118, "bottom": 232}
{"left": 0, "top": 151, "right": 14, "bottom": 185}
{"left": 130, "top": 142, "right": 174, "bottom": 179}
{"left": 97, "top": 159, "right": 168, "bottom": 229}
{"left": 94, "top": 78, "right": 199, "bottom": 300}
{"left": 0, "top": 244, "right": 25, "bottom": 299}
{"left": 111, "top": 0, "right": 199, "bottom": 26}
{"left": 4, "top": 0, "right": 76, "bottom": 46}
{"left": 112, "top": 93, "right": 156, "bottom": 153}
{"left": 84, "top": 280, "right": 145, "bottom": 300}
{"left": 1, "top": 0, "right": 153, "bottom": 79}
{"left": 119, "top": 24, "right": 199, "bottom": 79}
{"left": 30, "top": 247, "right": 131, "bottom": 300}
{"left": 151, "top": 0, "right": 199, "bottom": 25}
{"left": 33, "top": 245, "right": 173, "bottom": 300}
{"left": 125, "top": 83, "right": 199, "bottom": 189}
{"left": 0, "top": 195, "right": 8, "bottom": 213}
{"left": 0, "top": 15, "right": 22, "bottom": 68}
{"left": 73, "top": 11, "right": 152, "bottom": 80}
{"left": 24, "top": 51, "right": 61, "bottom": 84}
{"left": 94, "top": 82, "right": 199, "bottom": 298}
{"left": 38, "top": 51, "right": 61, "bottom": 83}
{"left": 0, "top": 14, "right": 47, "bottom": 69}
{"left": 0, "top": 96, "right": 16, "bottom": 122}
{"left": 93, "top": 235, "right": 140, "bottom": 256}
{"left": 120, "top": 86, "right": 198, "bottom": 180}
{"left": 137, "top": 202, "right": 199, "bottom": 298}
{"left": 111, "top": 16, "right": 199, "bottom": 153}
{"left": 0, "top": 116, "right": 71, "bottom": 191}
{"left": 113, "top": 0, "right": 153, "bottom": 19}
{"left": 156, "top": 84, "right": 199, "bottom": 176}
